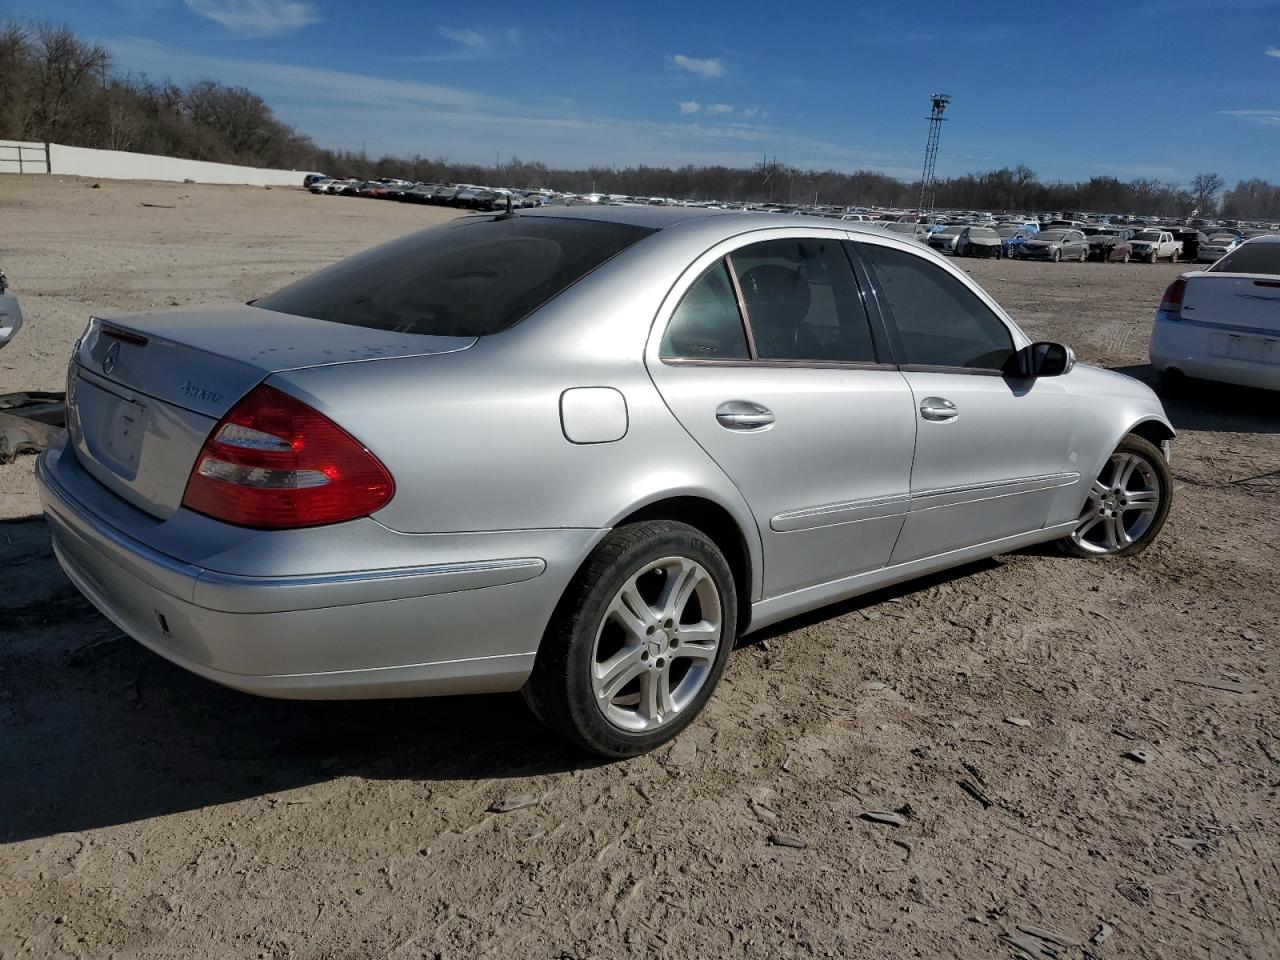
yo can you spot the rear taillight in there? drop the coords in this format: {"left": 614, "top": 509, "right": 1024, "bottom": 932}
{"left": 1159, "top": 277, "right": 1187, "bottom": 316}
{"left": 182, "top": 384, "right": 394, "bottom": 529}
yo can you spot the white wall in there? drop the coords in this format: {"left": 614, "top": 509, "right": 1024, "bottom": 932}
{"left": 0, "top": 140, "right": 49, "bottom": 174}
{"left": 37, "top": 143, "right": 318, "bottom": 187}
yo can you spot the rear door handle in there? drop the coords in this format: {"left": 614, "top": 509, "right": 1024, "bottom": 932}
{"left": 920, "top": 397, "right": 958, "bottom": 422}
{"left": 716, "top": 400, "right": 775, "bottom": 430}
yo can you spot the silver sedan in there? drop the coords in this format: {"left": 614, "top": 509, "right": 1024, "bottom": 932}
{"left": 37, "top": 208, "right": 1174, "bottom": 757}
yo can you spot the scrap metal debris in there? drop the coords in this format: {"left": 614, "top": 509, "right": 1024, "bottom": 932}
{"left": 958, "top": 779, "right": 992, "bottom": 809}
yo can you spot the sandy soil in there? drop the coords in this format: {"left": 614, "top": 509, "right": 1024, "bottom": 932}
{"left": 1, "top": 177, "right": 1277, "bottom": 960}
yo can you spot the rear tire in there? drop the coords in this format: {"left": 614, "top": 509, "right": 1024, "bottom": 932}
{"left": 1058, "top": 434, "right": 1171, "bottom": 559}
{"left": 523, "top": 520, "right": 738, "bottom": 758}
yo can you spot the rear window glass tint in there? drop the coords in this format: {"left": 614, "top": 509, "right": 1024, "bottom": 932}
{"left": 1209, "top": 243, "right": 1280, "bottom": 275}
{"left": 255, "top": 217, "right": 653, "bottom": 336}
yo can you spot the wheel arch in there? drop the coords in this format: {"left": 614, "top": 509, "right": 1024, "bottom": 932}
{"left": 609, "top": 494, "right": 760, "bottom": 634}
{"left": 1128, "top": 416, "right": 1175, "bottom": 447}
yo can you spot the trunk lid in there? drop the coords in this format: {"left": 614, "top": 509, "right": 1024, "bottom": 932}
{"left": 68, "top": 305, "right": 474, "bottom": 519}
{"left": 1181, "top": 273, "right": 1280, "bottom": 336}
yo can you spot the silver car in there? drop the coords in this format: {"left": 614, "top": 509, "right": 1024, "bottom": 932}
{"left": 37, "top": 208, "right": 1175, "bottom": 757}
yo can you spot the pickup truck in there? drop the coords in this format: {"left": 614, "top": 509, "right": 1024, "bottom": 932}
{"left": 1149, "top": 235, "right": 1280, "bottom": 391}
{"left": 1129, "top": 230, "right": 1182, "bottom": 263}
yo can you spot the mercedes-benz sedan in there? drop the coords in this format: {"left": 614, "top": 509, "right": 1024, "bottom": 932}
{"left": 38, "top": 208, "right": 1175, "bottom": 757}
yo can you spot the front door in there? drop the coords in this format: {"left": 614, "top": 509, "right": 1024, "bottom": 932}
{"left": 852, "top": 240, "right": 1076, "bottom": 564}
{"left": 647, "top": 233, "right": 917, "bottom": 598}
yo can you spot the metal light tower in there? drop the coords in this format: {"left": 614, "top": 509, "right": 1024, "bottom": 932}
{"left": 919, "top": 94, "right": 950, "bottom": 213}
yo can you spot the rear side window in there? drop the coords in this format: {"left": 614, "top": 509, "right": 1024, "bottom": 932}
{"left": 660, "top": 261, "right": 750, "bottom": 360}
{"left": 857, "top": 243, "right": 1015, "bottom": 371}
{"left": 255, "top": 217, "right": 654, "bottom": 336}
{"left": 1210, "top": 243, "right": 1280, "bottom": 275}
{"left": 730, "top": 237, "right": 876, "bottom": 363}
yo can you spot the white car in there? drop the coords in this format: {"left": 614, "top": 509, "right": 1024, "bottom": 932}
{"left": 1150, "top": 236, "right": 1280, "bottom": 391}
{"left": 1129, "top": 231, "right": 1181, "bottom": 264}
{"left": 1196, "top": 234, "right": 1243, "bottom": 264}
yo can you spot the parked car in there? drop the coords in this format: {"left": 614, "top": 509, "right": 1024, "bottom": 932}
{"left": 997, "top": 226, "right": 1036, "bottom": 259}
{"left": 1150, "top": 235, "right": 1280, "bottom": 391}
{"left": 927, "top": 225, "right": 967, "bottom": 254}
{"left": 956, "top": 226, "right": 1001, "bottom": 258}
{"left": 37, "top": 210, "right": 1176, "bottom": 757}
{"left": 303, "top": 174, "right": 328, "bottom": 188}
{"left": 1171, "top": 229, "right": 1210, "bottom": 263}
{"left": 878, "top": 221, "right": 930, "bottom": 242}
{"left": 307, "top": 178, "right": 334, "bottom": 194}
{"left": 0, "top": 267, "right": 21, "bottom": 350}
{"left": 1196, "top": 234, "right": 1243, "bottom": 263}
{"left": 1083, "top": 227, "right": 1133, "bottom": 262}
{"left": 1019, "top": 229, "right": 1090, "bottom": 262}
{"left": 1129, "top": 230, "right": 1181, "bottom": 263}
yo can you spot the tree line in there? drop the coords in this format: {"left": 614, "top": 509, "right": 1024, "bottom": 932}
{"left": 4, "top": 19, "right": 1279, "bottom": 221}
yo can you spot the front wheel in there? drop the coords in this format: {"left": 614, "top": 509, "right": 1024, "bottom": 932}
{"left": 1052, "top": 248, "right": 1062, "bottom": 262}
{"left": 523, "top": 520, "right": 738, "bottom": 757}
{"left": 1059, "top": 435, "right": 1171, "bottom": 558}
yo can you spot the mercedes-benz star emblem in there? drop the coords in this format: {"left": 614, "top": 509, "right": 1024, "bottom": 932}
{"left": 102, "top": 340, "right": 120, "bottom": 374}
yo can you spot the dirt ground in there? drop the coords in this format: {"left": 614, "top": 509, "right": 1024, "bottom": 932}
{"left": 1, "top": 176, "right": 1277, "bottom": 960}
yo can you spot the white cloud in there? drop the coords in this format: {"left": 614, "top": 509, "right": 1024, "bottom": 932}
{"left": 1220, "top": 108, "right": 1280, "bottom": 126}
{"left": 707, "top": 103, "right": 733, "bottom": 115}
{"left": 437, "top": 26, "right": 489, "bottom": 53}
{"left": 181, "top": 0, "right": 318, "bottom": 37}
{"left": 1267, "top": 46, "right": 1280, "bottom": 57}
{"left": 740, "top": 107, "right": 759, "bottom": 119}
{"left": 678, "top": 100, "right": 701, "bottom": 114}
{"left": 671, "top": 54, "right": 725, "bottom": 78}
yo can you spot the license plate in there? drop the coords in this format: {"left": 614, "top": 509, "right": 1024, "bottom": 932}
{"left": 100, "top": 396, "right": 147, "bottom": 477}
{"left": 1209, "top": 333, "right": 1276, "bottom": 362}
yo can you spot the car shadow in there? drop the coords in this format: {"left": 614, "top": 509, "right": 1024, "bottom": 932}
{"left": 1110, "top": 363, "right": 1279, "bottom": 435}
{"left": 0, "top": 516, "right": 600, "bottom": 842}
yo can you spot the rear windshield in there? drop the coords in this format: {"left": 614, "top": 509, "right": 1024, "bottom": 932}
{"left": 255, "top": 216, "right": 654, "bottom": 336}
{"left": 1208, "top": 243, "right": 1280, "bottom": 275}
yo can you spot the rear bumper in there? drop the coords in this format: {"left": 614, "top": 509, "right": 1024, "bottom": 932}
{"left": 37, "top": 439, "right": 603, "bottom": 698}
{"left": 1150, "top": 313, "right": 1280, "bottom": 391}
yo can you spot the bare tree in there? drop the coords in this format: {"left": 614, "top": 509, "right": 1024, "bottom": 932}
{"left": 1190, "top": 172, "right": 1225, "bottom": 215}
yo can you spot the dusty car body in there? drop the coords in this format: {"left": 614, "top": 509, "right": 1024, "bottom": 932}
{"left": 38, "top": 208, "right": 1175, "bottom": 756}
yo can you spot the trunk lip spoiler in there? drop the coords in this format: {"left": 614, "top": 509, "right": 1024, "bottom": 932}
{"left": 99, "top": 324, "right": 150, "bottom": 346}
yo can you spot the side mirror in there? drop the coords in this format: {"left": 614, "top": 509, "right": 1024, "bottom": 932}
{"left": 1027, "top": 341, "right": 1075, "bottom": 377}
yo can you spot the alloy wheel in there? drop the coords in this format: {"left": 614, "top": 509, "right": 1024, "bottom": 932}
{"left": 1070, "top": 452, "right": 1161, "bottom": 554}
{"left": 590, "top": 557, "right": 723, "bottom": 733}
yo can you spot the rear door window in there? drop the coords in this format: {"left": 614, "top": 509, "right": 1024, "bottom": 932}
{"left": 856, "top": 242, "right": 1016, "bottom": 371}
{"left": 729, "top": 237, "right": 877, "bottom": 363}
{"left": 255, "top": 217, "right": 654, "bottom": 336}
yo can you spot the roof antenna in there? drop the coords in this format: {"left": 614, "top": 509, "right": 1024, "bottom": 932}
{"left": 494, "top": 192, "right": 517, "bottom": 221}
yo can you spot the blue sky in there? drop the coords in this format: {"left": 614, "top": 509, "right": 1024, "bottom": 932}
{"left": 13, "top": 0, "right": 1280, "bottom": 184}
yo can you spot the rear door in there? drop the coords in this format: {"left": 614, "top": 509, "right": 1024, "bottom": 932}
{"left": 850, "top": 240, "right": 1076, "bottom": 564}
{"left": 646, "top": 230, "right": 916, "bottom": 598}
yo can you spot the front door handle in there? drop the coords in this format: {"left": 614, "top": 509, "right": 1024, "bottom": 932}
{"left": 920, "top": 397, "right": 958, "bottom": 422}
{"left": 716, "top": 400, "right": 775, "bottom": 431}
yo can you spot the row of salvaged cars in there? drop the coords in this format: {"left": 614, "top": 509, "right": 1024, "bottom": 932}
{"left": 914, "top": 218, "right": 1267, "bottom": 264}
{"left": 306, "top": 177, "right": 551, "bottom": 211}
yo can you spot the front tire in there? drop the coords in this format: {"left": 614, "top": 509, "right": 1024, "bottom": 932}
{"left": 523, "top": 520, "right": 738, "bottom": 758}
{"left": 1052, "top": 248, "right": 1062, "bottom": 262}
{"left": 1059, "top": 434, "right": 1171, "bottom": 559}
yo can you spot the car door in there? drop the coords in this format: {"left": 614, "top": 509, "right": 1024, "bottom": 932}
{"left": 646, "top": 231, "right": 917, "bottom": 598}
{"left": 850, "top": 239, "right": 1077, "bottom": 564}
